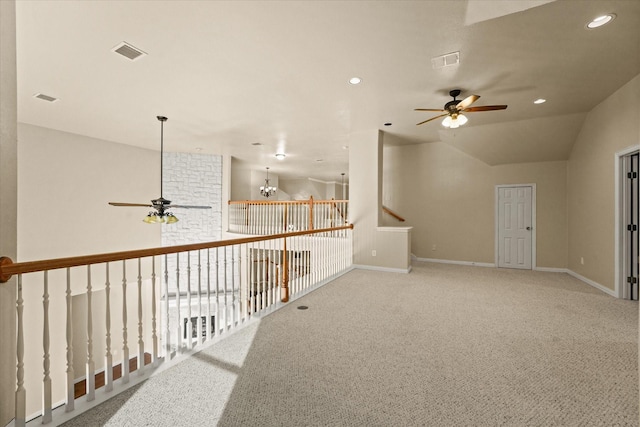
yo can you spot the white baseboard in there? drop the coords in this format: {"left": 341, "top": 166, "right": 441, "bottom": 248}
{"left": 413, "top": 257, "right": 495, "bottom": 268}
{"left": 353, "top": 264, "right": 412, "bottom": 274}
{"left": 566, "top": 269, "right": 617, "bottom": 297}
{"left": 534, "top": 267, "right": 567, "bottom": 273}
{"left": 413, "top": 258, "right": 618, "bottom": 298}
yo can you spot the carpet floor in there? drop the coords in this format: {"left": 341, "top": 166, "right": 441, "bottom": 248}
{"left": 62, "top": 262, "right": 639, "bottom": 426}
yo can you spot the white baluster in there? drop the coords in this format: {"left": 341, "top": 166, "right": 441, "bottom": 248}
{"left": 42, "top": 271, "right": 52, "bottom": 423}
{"left": 231, "top": 246, "right": 237, "bottom": 328}
{"left": 151, "top": 257, "right": 158, "bottom": 366}
{"left": 15, "top": 275, "right": 26, "bottom": 427}
{"left": 197, "top": 250, "right": 202, "bottom": 346}
{"left": 206, "top": 249, "right": 212, "bottom": 340}
{"left": 86, "top": 266, "right": 95, "bottom": 401}
{"left": 65, "top": 268, "right": 75, "bottom": 410}
{"left": 176, "top": 253, "right": 182, "bottom": 352}
{"left": 186, "top": 252, "right": 193, "bottom": 350}
{"left": 224, "top": 247, "right": 228, "bottom": 332}
{"left": 104, "top": 263, "right": 113, "bottom": 392}
{"left": 164, "top": 254, "right": 172, "bottom": 359}
{"left": 137, "top": 258, "right": 145, "bottom": 375}
{"left": 237, "top": 245, "right": 243, "bottom": 323}
{"left": 215, "top": 247, "right": 220, "bottom": 336}
{"left": 121, "top": 261, "right": 129, "bottom": 384}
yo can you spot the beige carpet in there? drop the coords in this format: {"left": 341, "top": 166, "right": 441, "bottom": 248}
{"left": 63, "top": 262, "right": 639, "bottom": 426}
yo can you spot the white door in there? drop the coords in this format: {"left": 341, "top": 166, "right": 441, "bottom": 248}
{"left": 497, "top": 186, "right": 533, "bottom": 269}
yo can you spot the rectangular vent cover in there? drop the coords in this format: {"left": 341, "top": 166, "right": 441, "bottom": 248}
{"left": 432, "top": 51, "right": 460, "bottom": 69}
{"left": 33, "top": 93, "right": 58, "bottom": 102}
{"left": 112, "top": 42, "right": 147, "bottom": 61}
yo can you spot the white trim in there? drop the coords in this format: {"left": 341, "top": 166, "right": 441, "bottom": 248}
{"left": 413, "top": 257, "right": 495, "bottom": 268}
{"left": 494, "top": 183, "right": 537, "bottom": 270}
{"left": 567, "top": 269, "right": 617, "bottom": 297}
{"left": 614, "top": 145, "right": 639, "bottom": 299}
{"left": 534, "top": 266, "right": 567, "bottom": 273}
{"left": 376, "top": 226, "right": 413, "bottom": 233}
{"left": 353, "top": 264, "right": 412, "bottom": 274}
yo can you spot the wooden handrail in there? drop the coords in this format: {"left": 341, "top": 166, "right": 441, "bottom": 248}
{"left": 0, "top": 224, "right": 354, "bottom": 283}
{"left": 382, "top": 206, "right": 405, "bottom": 222}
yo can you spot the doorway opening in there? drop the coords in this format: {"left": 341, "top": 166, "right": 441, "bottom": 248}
{"left": 617, "top": 147, "right": 639, "bottom": 300}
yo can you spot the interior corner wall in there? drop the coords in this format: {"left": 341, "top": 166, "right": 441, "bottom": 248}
{"left": 230, "top": 157, "right": 251, "bottom": 201}
{"left": 0, "top": 0, "right": 17, "bottom": 422}
{"left": 383, "top": 142, "right": 568, "bottom": 268}
{"left": 567, "top": 73, "right": 640, "bottom": 291}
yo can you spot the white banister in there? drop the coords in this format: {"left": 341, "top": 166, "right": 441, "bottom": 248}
{"left": 104, "top": 263, "right": 113, "bottom": 392}
{"left": 65, "top": 268, "right": 75, "bottom": 410}
{"left": 86, "top": 266, "right": 95, "bottom": 401}
{"left": 16, "top": 275, "right": 26, "bottom": 427}
{"left": 42, "top": 271, "right": 52, "bottom": 423}
{"left": 121, "top": 262, "right": 129, "bottom": 384}
{"left": 0, "top": 225, "right": 352, "bottom": 425}
{"left": 137, "top": 258, "right": 145, "bottom": 375}
{"left": 186, "top": 252, "right": 193, "bottom": 350}
{"left": 151, "top": 257, "right": 158, "bottom": 367}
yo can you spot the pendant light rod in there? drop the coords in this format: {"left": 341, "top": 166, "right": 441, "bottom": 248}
{"left": 157, "top": 116, "right": 167, "bottom": 198}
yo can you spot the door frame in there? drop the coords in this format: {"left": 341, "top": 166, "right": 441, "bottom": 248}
{"left": 615, "top": 145, "right": 639, "bottom": 299}
{"left": 494, "top": 184, "right": 537, "bottom": 269}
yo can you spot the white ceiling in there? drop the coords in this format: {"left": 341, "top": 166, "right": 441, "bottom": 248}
{"left": 15, "top": 0, "right": 640, "bottom": 182}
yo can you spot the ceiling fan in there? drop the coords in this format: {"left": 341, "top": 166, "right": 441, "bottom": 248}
{"left": 109, "top": 116, "right": 211, "bottom": 224}
{"left": 415, "top": 89, "right": 507, "bottom": 128}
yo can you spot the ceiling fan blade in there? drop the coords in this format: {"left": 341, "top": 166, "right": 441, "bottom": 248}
{"left": 464, "top": 105, "right": 508, "bottom": 112}
{"left": 109, "top": 202, "right": 153, "bottom": 207}
{"left": 170, "top": 204, "right": 212, "bottom": 209}
{"left": 414, "top": 108, "right": 446, "bottom": 112}
{"left": 416, "top": 113, "right": 448, "bottom": 126}
{"left": 456, "top": 95, "right": 480, "bottom": 111}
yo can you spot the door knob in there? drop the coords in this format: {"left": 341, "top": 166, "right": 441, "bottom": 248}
{"left": 526, "top": 226, "right": 532, "bottom": 230}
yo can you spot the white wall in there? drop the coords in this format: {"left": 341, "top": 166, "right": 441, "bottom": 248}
{"left": 567, "top": 73, "right": 640, "bottom": 291}
{"left": 17, "top": 124, "right": 161, "bottom": 417}
{"left": 0, "top": 0, "right": 17, "bottom": 422}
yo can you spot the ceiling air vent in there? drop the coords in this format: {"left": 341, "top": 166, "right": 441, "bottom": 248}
{"left": 112, "top": 41, "right": 147, "bottom": 61}
{"left": 431, "top": 51, "right": 460, "bottom": 69}
{"left": 33, "top": 93, "right": 58, "bottom": 102}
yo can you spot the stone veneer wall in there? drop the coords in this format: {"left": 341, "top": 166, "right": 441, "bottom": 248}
{"left": 162, "top": 152, "right": 222, "bottom": 247}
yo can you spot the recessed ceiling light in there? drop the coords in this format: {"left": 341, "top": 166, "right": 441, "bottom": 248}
{"left": 384, "top": 122, "right": 392, "bottom": 126}
{"left": 315, "top": 159, "right": 324, "bottom": 162}
{"left": 195, "top": 147, "right": 203, "bottom": 152}
{"left": 587, "top": 14, "right": 616, "bottom": 29}
{"left": 533, "top": 98, "right": 546, "bottom": 104}
{"left": 342, "top": 145, "right": 349, "bottom": 150}
{"left": 275, "top": 153, "right": 286, "bottom": 160}
{"left": 251, "top": 142, "right": 263, "bottom": 146}
{"left": 349, "top": 77, "right": 362, "bottom": 85}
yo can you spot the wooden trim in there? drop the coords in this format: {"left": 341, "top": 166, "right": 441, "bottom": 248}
{"left": 382, "top": 206, "right": 405, "bottom": 222}
{"left": 74, "top": 353, "right": 151, "bottom": 399}
{"left": 0, "top": 225, "right": 353, "bottom": 282}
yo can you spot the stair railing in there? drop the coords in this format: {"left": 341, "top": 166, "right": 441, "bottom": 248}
{"left": 0, "top": 224, "right": 353, "bottom": 426}
{"left": 228, "top": 197, "right": 349, "bottom": 235}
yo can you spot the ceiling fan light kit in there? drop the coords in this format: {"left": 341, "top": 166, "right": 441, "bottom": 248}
{"left": 109, "top": 116, "right": 212, "bottom": 223}
{"left": 415, "top": 89, "right": 507, "bottom": 128}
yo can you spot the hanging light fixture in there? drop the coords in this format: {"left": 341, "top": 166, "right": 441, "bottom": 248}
{"left": 442, "top": 113, "right": 468, "bottom": 129}
{"left": 260, "top": 167, "right": 277, "bottom": 198}
{"left": 144, "top": 116, "right": 179, "bottom": 224}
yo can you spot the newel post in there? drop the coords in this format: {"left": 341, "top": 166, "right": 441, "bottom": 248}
{"left": 281, "top": 238, "right": 289, "bottom": 302}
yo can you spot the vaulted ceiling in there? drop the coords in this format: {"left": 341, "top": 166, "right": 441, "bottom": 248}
{"left": 15, "top": 0, "right": 640, "bottom": 181}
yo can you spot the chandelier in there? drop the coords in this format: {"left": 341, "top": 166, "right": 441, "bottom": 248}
{"left": 260, "top": 167, "right": 277, "bottom": 198}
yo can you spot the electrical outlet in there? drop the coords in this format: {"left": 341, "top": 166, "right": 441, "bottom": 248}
{"left": 580, "top": 257, "right": 584, "bottom": 265}
{"left": 432, "top": 244, "right": 436, "bottom": 251}
{"left": 372, "top": 250, "right": 377, "bottom": 257}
